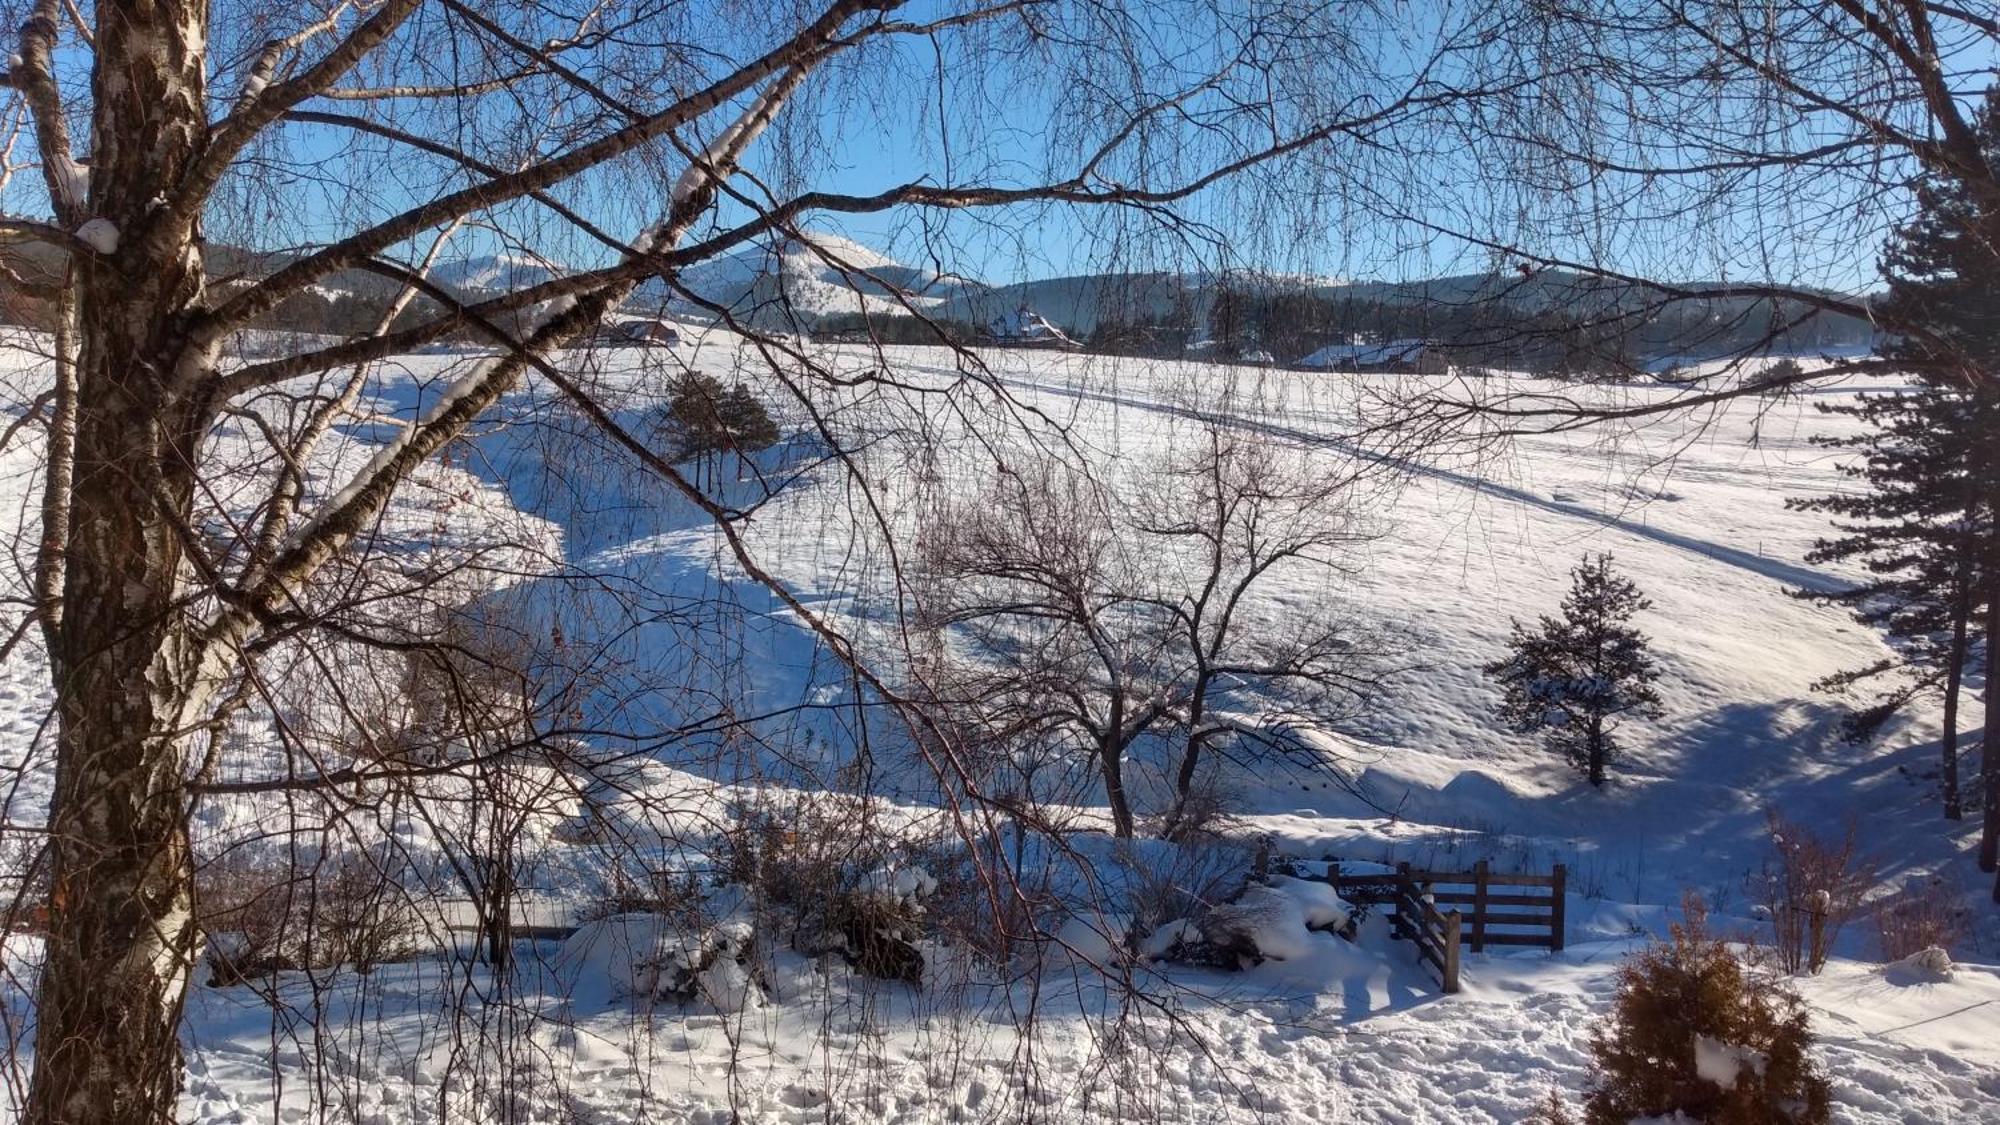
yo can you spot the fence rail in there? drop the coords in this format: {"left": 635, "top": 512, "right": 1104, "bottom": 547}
{"left": 1322, "top": 860, "right": 1568, "bottom": 993}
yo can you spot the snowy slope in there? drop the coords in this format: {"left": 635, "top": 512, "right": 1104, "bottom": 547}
{"left": 432, "top": 252, "right": 568, "bottom": 293}
{"left": 0, "top": 332, "right": 1992, "bottom": 1123}
{"left": 655, "top": 231, "right": 972, "bottom": 323}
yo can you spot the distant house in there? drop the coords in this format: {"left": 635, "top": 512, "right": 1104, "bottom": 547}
{"left": 1296, "top": 337, "right": 1445, "bottom": 374}
{"left": 984, "top": 304, "right": 1080, "bottom": 349}
{"left": 1185, "top": 339, "right": 1274, "bottom": 365}
{"left": 604, "top": 318, "right": 680, "bottom": 346}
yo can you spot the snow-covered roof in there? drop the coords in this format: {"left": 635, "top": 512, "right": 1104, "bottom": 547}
{"left": 1297, "top": 338, "right": 1430, "bottom": 368}
{"left": 987, "top": 305, "right": 1079, "bottom": 347}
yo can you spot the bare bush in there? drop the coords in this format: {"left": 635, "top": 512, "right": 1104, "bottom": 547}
{"left": 574, "top": 865, "right": 705, "bottom": 926}
{"left": 1747, "top": 809, "right": 1872, "bottom": 975}
{"left": 198, "top": 850, "right": 419, "bottom": 986}
{"left": 713, "top": 796, "right": 938, "bottom": 984}
{"left": 1122, "top": 840, "right": 1256, "bottom": 940}
{"left": 196, "top": 855, "right": 301, "bottom": 986}
{"left": 1872, "top": 876, "right": 1970, "bottom": 962}
{"left": 920, "top": 821, "right": 1053, "bottom": 974}
{"left": 1143, "top": 768, "right": 1240, "bottom": 842}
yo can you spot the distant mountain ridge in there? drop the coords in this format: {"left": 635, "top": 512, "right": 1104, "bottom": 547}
{"left": 642, "top": 232, "right": 978, "bottom": 323}
{"left": 0, "top": 229, "right": 1878, "bottom": 362}
{"left": 430, "top": 253, "right": 567, "bottom": 294}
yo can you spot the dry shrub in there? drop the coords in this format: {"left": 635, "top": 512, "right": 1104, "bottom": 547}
{"left": 198, "top": 854, "right": 299, "bottom": 984}
{"left": 932, "top": 878, "right": 1043, "bottom": 973}
{"left": 198, "top": 849, "right": 419, "bottom": 985}
{"left": 716, "top": 796, "right": 871, "bottom": 912}
{"left": 1152, "top": 766, "right": 1242, "bottom": 843}
{"left": 715, "top": 796, "right": 933, "bottom": 983}
{"left": 1120, "top": 840, "right": 1261, "bottom": 969}
{"left": 1872, "top": 875, "right": 1969, "bottom": 961}
{"left": 316, "top": 852, "right": 422, "bottom": 973}
{"left": 1747, "top": 809, "right": 1871, "bottom": 974}
{"left": 1525, "top": 1089, "right": 1578, "bottom": 1125}
{"left": 1582, "top": 893, "right": 1830, "bottom": 1125}
{"left": 574, "top": 863, "right": 703, "bottom": 924}
{"left": 914, "top": 829, "right": 1043, "bottom": 973}
{"left": 1124, "top": 840, "right": 1254, "bottom": 936}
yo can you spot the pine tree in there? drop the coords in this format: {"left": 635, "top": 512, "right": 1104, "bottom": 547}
{"left": 657, "top": 373, "right": 780, "bottom": 463}
{"left": 1486, "top": 553, "right": 1663, "bottom": 787}
{"left": 1827, "top": 84, "right": 2000, "bottom": 873}
{"left": 719, "top": 384, "right": 781, "bottom": 455}
{"left": 1788, "top": 386, "right": 1994, "bottom": 819}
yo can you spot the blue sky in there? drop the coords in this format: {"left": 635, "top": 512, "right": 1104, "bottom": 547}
{"left": 4, "top": 1, "right": 1953, "bottom": 296}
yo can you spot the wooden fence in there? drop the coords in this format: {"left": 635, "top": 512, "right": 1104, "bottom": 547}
{"left": 1323, "top": 860, "right": 1568, "bottom": 994}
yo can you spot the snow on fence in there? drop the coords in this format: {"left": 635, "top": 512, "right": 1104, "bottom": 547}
{"left": 1324, "top": 860, "right": 1568, "bottom": 993}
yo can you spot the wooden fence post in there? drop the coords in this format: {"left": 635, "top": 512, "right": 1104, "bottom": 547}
{"left": 1550, "top": 863, "right": 1567, "bottom": 952}
{"left": 1471, "top": 859, "right": 1489, "bottom": 953}
{"left": 1394, "top": 861, "right": 1413, "bottom": 942}
{"left": 1442, "top": 910, "right": 1462, "bottom": 994}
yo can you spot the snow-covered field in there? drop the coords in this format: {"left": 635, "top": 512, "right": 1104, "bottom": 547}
{"left": 0, "top": 330, "right": 1993, "bottom": 1123}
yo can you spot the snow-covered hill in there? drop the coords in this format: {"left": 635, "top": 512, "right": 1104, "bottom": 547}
{"left": 431, "top": 251, "right": 567, "bottom": 293}
{"left": 0, "top": 333, "right": 1990, "bottom": 1123}
{"left": 648, "top": 231, "right": 977, "bottom": 325}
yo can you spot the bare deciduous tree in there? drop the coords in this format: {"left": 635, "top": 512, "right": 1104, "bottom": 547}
{"left": 915, "top": 418, "right": 1391, "bottom": 840}
{"left": 1135, "top": 425, "right": 1392, "bottom": 840}
{"left": 0, "top": 1, "right": 1504, "bottom": 1118}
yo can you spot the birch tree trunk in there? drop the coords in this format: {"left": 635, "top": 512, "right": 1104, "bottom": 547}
{"left": 28, "top": 3, "right": 215, "bottom": 1122}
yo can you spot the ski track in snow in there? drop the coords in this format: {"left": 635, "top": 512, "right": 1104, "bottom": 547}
{"left": 994, "top": 372, "right": 1852, "bottom": 595}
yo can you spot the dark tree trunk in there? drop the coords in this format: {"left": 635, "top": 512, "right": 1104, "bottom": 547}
{"left": 1097, "top": 691, "right": 1136, "bottom": 839}
{"left": 1942, "top": 558, "right": 1969, "bottom": 820}
{"left": 1984, "top": 593, "right": 1999, "bottom": 890}
{"left": 1984, "top": 485, "right": 2000, "bottom": 879}
{"left": 1101, "top": 736, "right": 1135, "bottom": 839}
{"left": 1163, "top": 743, "right": 1201, "bottom": 841}
{"left": 1587, "top": 715, "right": 1607, "bottom": 787}
{"left": 27, "top": 4, "right": 215, "bottom": 1122}
{"left": 1162, "top": 671, "right": 1212, "bottom": 841}
{"left": 483, "top": 858, "right": 514, "bottom": 971}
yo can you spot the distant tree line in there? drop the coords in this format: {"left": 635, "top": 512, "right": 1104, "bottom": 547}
{"left": 1155, "top": 282, "right": 1877, "bottom": 373}
{"left": 808, "top": 311, "right": 983, "bottom": 346}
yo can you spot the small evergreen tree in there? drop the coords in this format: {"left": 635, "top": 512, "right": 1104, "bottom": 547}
{"left": 1747, "top": 357, "right": 1806, "bottom": 396}
{"left": 1486, "top": 553, "right": 1662, "bottom": 786}
{"left": 655, "top": 372, "right": 780, "bottom": 463}
{"left": 1582, "top": 894, "right": 1831, "bottom": 1125}
{"left": 719, "top": 383, "right": 780, "bottom": 454}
